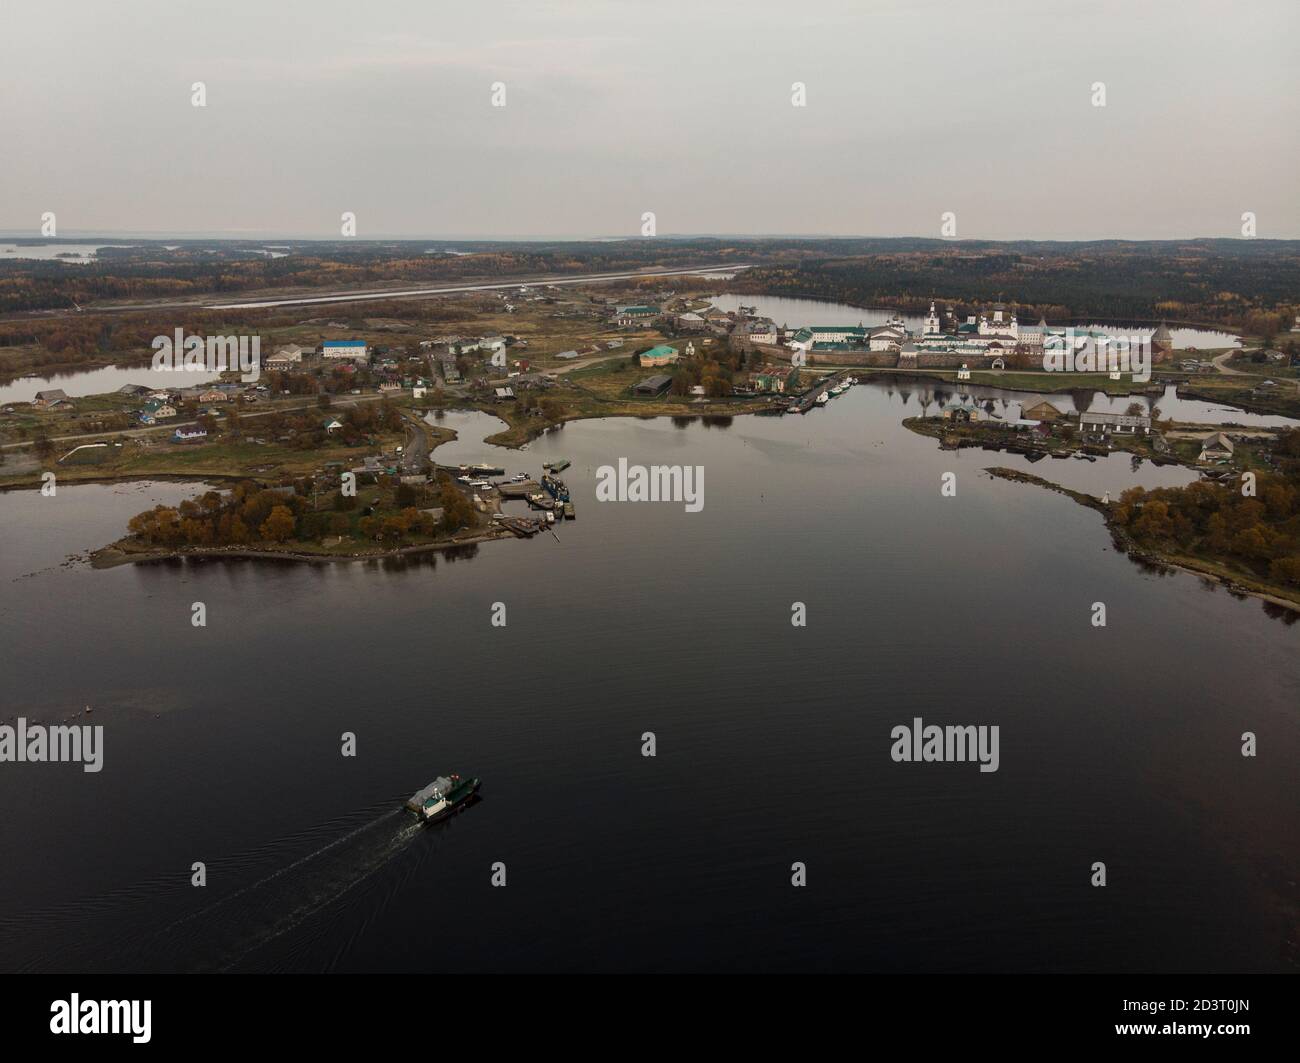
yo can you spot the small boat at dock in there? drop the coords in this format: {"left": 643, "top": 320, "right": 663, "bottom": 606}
{"left": 541, "top": 474, "right": 570, "bottom": 502}
{"left": 545, "top": 459, "right": 571, "bottom": 473}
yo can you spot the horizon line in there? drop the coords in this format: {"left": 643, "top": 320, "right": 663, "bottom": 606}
{"left": 2, "top": 231, "right": 1297, "bottom": 245}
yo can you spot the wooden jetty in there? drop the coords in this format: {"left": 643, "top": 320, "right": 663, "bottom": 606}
{"left": 495, "top": 516, "right": 545, "bottom": 538}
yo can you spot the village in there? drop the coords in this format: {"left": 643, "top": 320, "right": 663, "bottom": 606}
{"left": 903, "top": 396, "right": 1288, "bottom": 482}
{"left": 2, "top": 280, "right": 1297, "bottom": 569}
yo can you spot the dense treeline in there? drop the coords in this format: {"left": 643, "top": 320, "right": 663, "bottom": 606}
{"left": 1114, "top": 431, "right": 1300, "bottom": 587}
{"left": 665, "top": 345, "right": 748, "bottom": 397}
{"left": 727, "top": 240, "right": 1299, "bottom": 335}
{"left": 7, "top": 237, "right": 1296, "bottom": 323}
{"left": 125, "top": 473, "right": 478, "bottom": 550}
{"left": 0, "top": 239, "right": 758, "bottom": 313}
{"left": 0, "top": 300, "right": 485, "bottom": 377}
{"left": 0, "top": 307, "right": 316, "bottom": 373}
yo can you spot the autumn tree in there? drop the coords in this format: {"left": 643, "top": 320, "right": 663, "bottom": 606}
{"left": 259, "top": 505, "right": 297, "bottom": 543}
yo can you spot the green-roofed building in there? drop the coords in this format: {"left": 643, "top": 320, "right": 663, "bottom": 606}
{"left": 640, "top": 344, "right": 680, "bottom": 367}
{"left": 615, "top": 305, "right": 661, "bottom": 326}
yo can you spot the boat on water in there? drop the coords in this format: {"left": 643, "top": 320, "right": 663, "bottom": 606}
{"left": 541, "top": 474, "right": 570, "bottom": 501}
{"left": 830, "top": 384, "right": 845, "bottom": 396}
{"left": 563, "top": 501, "right": 575, "bottom": 519}
{"left": 816, "top": 392, "right": 830, "bottom": 405}
{"left": 405, "top": 773, "right": 481, "bottom": 824}
{"left": 545, "top": 459, "right": 571, "bottom": 473}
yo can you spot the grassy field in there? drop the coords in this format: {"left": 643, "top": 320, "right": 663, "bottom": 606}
{"left": 1177, "top": 377, "right": 1300, "bottom": 418}
{"left": 923, "top": 369, "right": 1161, "bottom": 396}
{"left": 466, "top": 356, "right": 777, "bottom": 447}
{"left": 0, "top": 431, "right": 406, "bottom": 488}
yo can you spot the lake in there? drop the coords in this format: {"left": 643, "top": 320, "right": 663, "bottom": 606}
{"left": 0, "top": 243, "right": 129, "bottom": 264}
{"left": 0, "top": 364, "right": 222, "bottom": 405}
{"left": 0, "top": 381, "right": 1295, "bottom": 973}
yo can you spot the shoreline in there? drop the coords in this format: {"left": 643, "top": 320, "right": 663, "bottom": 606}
{"left": 15, "top": 392, "right": 1296, "bottom": 583}
{"left": 88, "top": 529, "right": 513, "bottom": 569}
{"left": 985, "top": 466, "right": 1300, "bottom": 613}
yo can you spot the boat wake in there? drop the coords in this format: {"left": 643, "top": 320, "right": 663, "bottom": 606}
{"left": 0, "top": 800, "right": 432, "bottom": 973}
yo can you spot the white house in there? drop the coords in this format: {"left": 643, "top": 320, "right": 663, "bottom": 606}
{"left": 266, "top": 344, "right": 308, "bottom": 370}
{"left": 868, "top": 324, "right": 909, "bottom": 352}
{"left": 322, "top": 340, "right": 370, "bottom": 362}
{"left": 1079, "top": 411, "right": 1151, "bottom": 435}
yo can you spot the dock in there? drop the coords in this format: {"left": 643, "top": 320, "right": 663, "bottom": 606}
{"left": 494, "top": 515, "right": 547, "bottom": 538}
{"left": 789, "top": 372, "right": 853, "bottom": 414}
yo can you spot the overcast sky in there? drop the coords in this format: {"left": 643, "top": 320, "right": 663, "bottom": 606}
{"left": 2, "top": 0, "right": 1296, "bottom": 240}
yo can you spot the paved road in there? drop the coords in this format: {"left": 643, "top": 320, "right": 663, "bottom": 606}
{"left": 399, "top": 413, "right": 432, "bottom": 474}
{"left": 12, "top": 265, "right": 751, "bottom": 318}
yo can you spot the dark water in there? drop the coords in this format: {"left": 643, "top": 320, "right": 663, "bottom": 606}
{"left": 1, "top": 381, "right": 1296, "bottom": 973}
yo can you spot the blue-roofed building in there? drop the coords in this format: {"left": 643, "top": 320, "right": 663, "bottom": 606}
{"left": 322, "top": 340, "right": 370, "bottom": 363}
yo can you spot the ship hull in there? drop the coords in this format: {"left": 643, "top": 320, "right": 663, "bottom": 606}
{"left": 418, "top": 780, "right": 481, "bottom": 825}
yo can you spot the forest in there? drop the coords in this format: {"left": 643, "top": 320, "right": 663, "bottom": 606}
{"left": 0, "top": 238, "right": 758, "bottom": 314}
{"left": 123, "top": 473, "right": 479, "bottom": 551}
{"left": 1112, "top": 430, "right": 1300, "bottom": 588}
{"left": 725, "top": 239, "right": 1299, "bottom": 335}
{"left": 3, "top": 237, "right": 1296, "bottom": 332}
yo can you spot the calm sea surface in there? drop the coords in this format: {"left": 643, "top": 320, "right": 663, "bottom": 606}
{"left": 0, "top": 379, "right": 1295, "bottom": 973}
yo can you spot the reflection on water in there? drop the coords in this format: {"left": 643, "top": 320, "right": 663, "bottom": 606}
{"left": 709, "top": 293, "right": 1243, "bottom": 349}
{"left": 0, "top": 363, "right": 221, "bottom": 404}
{"left": 0, "top": 380, "right": 1296, "bottom": 974}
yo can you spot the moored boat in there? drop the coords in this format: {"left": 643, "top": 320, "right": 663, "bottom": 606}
{"left": 541, "top": 474, "right": 570, "bottom": 501}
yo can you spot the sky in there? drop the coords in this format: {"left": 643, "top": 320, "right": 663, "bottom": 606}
{"left": 1, "top": 0, "right": 1297, "bottom": 240}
